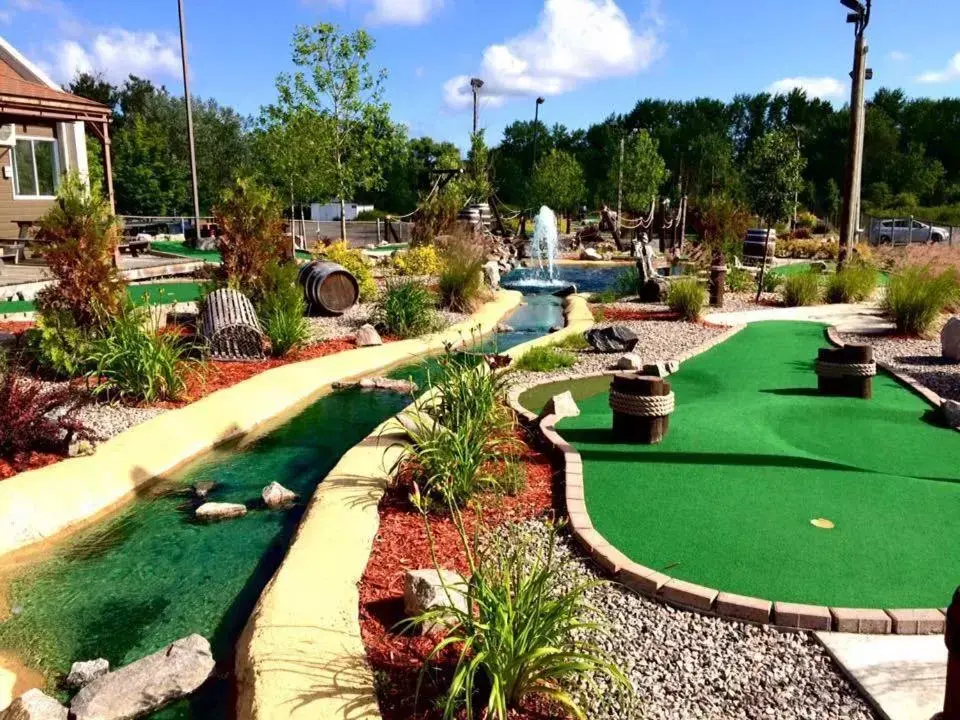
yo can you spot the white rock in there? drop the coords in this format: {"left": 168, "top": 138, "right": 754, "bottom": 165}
{"left": 943, "top": 400, "right": 960, "bottom": 428}
{"left": 941, "top": 317, "right": 960, "bottom": 362}
{"left": 195, "top": 502, "right": 247, "bottom": 521}
{"left": 403, "top": 569, "right": 468, "bottom": 634}
{"left": 666, "top": 360, "right": 681, "bottom": 374}
{"left": 616, "top": 353, "right": 643, "bottom": 370}
{"left": 358, "top": 378, "right": 377, "bottom": 388}
{"left": 262, "top": 482, "right": 298, "bottom": 510}
{"left": 539, "top": 391, "right": 580, "bottom": 421}
{"left": 482, "top": 260, "right": 501, "bottom": 289}
{"left": 495, "top": 323, "right": 515, "bottom": 334}
{"left": 580, "top": 248, "right": 602, "bottom": 261}
{"left": 65, "top": 659, "right": 110, "bottom": 690}
{"left": 0, "top": 689, "right": 67, "bottom": 720}
{"left": 355, "top": 324, "right": 382, "bottom": 347}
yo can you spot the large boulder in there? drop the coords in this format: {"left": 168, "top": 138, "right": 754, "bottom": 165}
{"left": 538, "top": 391, "right": 580, "bottom": 421}
{"left": 404, "top": 569, "right": 468, "bottom": 635}
{"left": 65, "top": 659, "right": 110, "bottom": 690}
{"left": 70, "top": 635, "right": 215, "bottom": 720}
{"left": 0, "top": 690, "right": 67, "bottom": 720}
{"left": 195, "top": 502, "right": 247, "bottom": 521}
{"left": 482, "top": 260, "right": 501, "bottom": 289}
{"left": 261, "top": 482, "right": 298, "bottom": 510}
{"left": 942, "top": 317, "right": 960, "bottom": 362}
{"left": 586, "top": 326, "right": 639, "bottom": 353}
{"left": 355, "top": 324, "right": 382, "bottom": 347}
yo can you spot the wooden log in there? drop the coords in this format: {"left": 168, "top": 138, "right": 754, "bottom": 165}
{"left": 610, "top": 374, "right": 671, "bottom": 445}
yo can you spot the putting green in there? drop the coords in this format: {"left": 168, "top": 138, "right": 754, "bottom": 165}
{"left": 521, "top": 321, "right": 960, "bottom": 609}
{"left": 0, "top": 283, "right": 203, "bottom": 316}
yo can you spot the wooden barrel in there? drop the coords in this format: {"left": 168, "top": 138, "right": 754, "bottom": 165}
{"left": 201, "top": 288, "right": 265, "bottom": 361}
{"left": 743, "top": 229, "right": 776, "bottom": 265}
{"left": 816, "top": 345, "right": 874, "bottom": 399}
{"left": 298, "top": 261, "right": 360, "bottom": 316}
{"left": 609, "top": 374, "right": 673, "bottom": 444}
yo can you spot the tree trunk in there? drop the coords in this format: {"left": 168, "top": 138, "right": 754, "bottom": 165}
{"left": 709, "top": 247, "right": 726, "bottom": 308}
{"left": 565, "top": 212, "right": 571, "bottom": 234}
{"left": 339, "top": 196, "right": 347, "bottom": 244}
{"left": 755, "top": 221, "right": 771, "bottom": 302}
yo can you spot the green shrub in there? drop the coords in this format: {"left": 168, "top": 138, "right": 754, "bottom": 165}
{"left": 407, "top": 516, "right": 629, "bottom": 720}
{"left": 86, "top": 303, "right": 197, "bottom": 403}
{"left": 882, "top": 265, "right": 960, "bottom": 336}
{"left": 667, "top": 278, "right": 706, "bottom": 321}
{"left": 257, "top": 262, "right": 308, "bottom": 357}
{"left": 392, "top": 245, "right": 443, "bottom": 276}
{"left": 25, "top": 309, "right": 91, "bottom": 378}
{"left": 761, "top": 270, "right": 782, "bottom": 293}
{"left": 374, "top": 279, "right": 439, "bottom": 338}
{"left": 429, "top": 346, "right": 513, "bottom": 435}
{"left": 591, "top": 289, "right": 618, "bottom": 304}
{"left": 725, "top": 267, "right": 753, "bottom": 292}
{"left": 612, "top": 265, "right": 640, "bottom": 298}
{"left": 553, "top": 332, "right": 590, "bottom": 351}
{"left": 315, "top": 241, "right": 377, "bottom": 302}
{"left": 439, "top": 241, "right": 485, "bottom": 313}
{"left": 513, "top": 345, "right": 577, "bottom": 372}
{"left": 824, "top": 263, "right": 878, "bottom": 304}
{"left": 781, "top": 270, "right": 822, "bottom": 307}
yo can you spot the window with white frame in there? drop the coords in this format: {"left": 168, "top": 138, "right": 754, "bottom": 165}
{"left": 12, "top": 137, "right": 60, "bottom": 198}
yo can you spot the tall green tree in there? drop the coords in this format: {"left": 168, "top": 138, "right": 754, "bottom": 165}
{"left": 744, "top": 129, "right": 805, "bottom": 297}
{"left": 609, "top": 130, "right": 667, "bottom": 212}
{"left": 282, "top": 23, "right": 392, "bottom": 241}
{"left": 529, "top": 149, "right": 586, "bottom": 231}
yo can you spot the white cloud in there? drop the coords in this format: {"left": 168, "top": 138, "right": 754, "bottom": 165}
{"left": 917, "top": 52, "right": 960, "bottom": 84}
{"left": 52, "top": 30, "right": 181, "bottom": 84}
{"left": 307, "top": 0, "right": 442, "bottom": 25}
{"left": 768, "top": 76, "right": 845, "bottom": 100}
{"left": 443, "top": 0, "right": 664, "bottom": 110}
{"left": 889, "top": 50, "right": 909, "bottom": 62}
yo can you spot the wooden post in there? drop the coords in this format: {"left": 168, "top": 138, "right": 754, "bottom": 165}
{"left": 709, "top": 249, "right": 726, "bottom": 308}
{"left": 816, "top": 345, "right": 874, "bottom": 399}
{"left": 610, "top": 374, "right": 671, "bottom": 445}
{"left": 945, "top": 587, "right": 960, "bottom": 720}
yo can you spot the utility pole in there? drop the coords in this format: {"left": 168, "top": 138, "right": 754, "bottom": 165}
{"left": 177, "top": 0, "right": 202, "bottom": 244}
{"left": 470, "top": 78, "right": 484, "bottom": 136}
{"left": 532, "top": 96, "right": 545, "bottom": 173}
{"left": 792, "top": 126, "right": 802, "bottom": 229}
{"left": 838, "top": 0, "right": 872, "bottom": 267}
{"left": 617, "top": 135, "right": 625, "bottom": 227}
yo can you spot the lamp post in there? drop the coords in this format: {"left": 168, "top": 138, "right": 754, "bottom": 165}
{"left": 532, "top": 96, "right": 545, "bottom": 173}
{"left": 470, "top": 78, "right": 484, "bottom": 136}
{"left": 838, "top": 0, "right": 872, "bottom": 267}
{"left": 791, "top": 125, "right": 802, "bottom": 229}
{"left": 617, "top": 128, "right": 638, "bottom": 229}
{"left": 177, "top": 0, "right": 201, "bottom": 243}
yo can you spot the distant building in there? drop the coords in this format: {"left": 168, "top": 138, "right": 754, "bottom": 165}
{"left": 0, "top": 35, "right": 112, "bottom": 236}
{"left": 309, "top": 201, "right": 374, "bottom": 222}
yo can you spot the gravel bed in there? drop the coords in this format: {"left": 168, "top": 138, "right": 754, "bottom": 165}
{"left": 841, "top": 318, "right": 960, "bottom": 401}
{"left": 307, "top": 303, "right": 469, "bottom": 343}
{"left": 716, "top": 291, "right": 780, "bottom": 313}
{"left": 510, "top": 319, "right": 728, "bottom": 392}
{"left": 74, "top": 403, "right": 168, "bottom": 442}
{"left": 506, "top": 520, "right": 875, "bottom": 720}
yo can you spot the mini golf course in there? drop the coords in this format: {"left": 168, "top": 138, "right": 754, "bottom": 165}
{"left": 0, "top": 283, "right": 204, "bottom": 316}
{"left": 520, "top": 321, "right": 960, "bottom": 609}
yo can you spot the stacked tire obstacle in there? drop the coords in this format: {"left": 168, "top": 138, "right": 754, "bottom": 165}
{"left": 609, "top": 374, "right": 675, "bottom": 444}
{"left": 815, "top": 344, "right": 876, "bottom": 399}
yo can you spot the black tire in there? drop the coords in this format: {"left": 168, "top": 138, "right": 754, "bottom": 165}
{"left": 932, "top": 233, "right": 943, "bottom": 243}
{"left": 880, "top": 234, "right": 891, "bottom": 245}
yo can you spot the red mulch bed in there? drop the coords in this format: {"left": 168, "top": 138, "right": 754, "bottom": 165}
{"left": 0, "top": 320, "right": 34, "bottom": 335}
{"left": 0, "top": 451, "right": 61, "bottom": 481}
{"left": 600, "top": 308, "right": 680, "bottom": 322}
{"left": 358, "top": 431, "right": 568, "bottom": 719}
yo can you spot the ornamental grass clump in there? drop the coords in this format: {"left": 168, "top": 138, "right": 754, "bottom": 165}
{"left": 667, "top": 278, "right": 707, "bottom": 321}
{"left": 257, "top": 261, "right": 309, "bottom": 357}
{"left": 407, "top": 503, "right": 630, "bottom": 720}
{"left": 439, "top": 239, "right": 486, "bottom": 313}
{"left": 513, "top": 345, "right": 577, "bottom": 372}
{"left": 780, "top": 270, "right": 822, "bottom": 307}
{"left": 882, "top": 264, "right": 960, "bottom": 336}
{"left": 374, "top": 279, "right": 440, "bottom": 338}
{"left": 824, "top": 262, "right": 878, "bottom": 304}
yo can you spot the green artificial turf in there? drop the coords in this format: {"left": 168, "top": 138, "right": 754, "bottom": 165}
{"left": 771, "top": 261, "right": 889, "bottom": 286}
{"left": 1, "top": 283, "right": 203, "bottom": 316}
{"left": 522, "top": 321, "right": 960, "bottom": 608}
{"left": 151, "top": 241, "right": 312, "bottom": 264}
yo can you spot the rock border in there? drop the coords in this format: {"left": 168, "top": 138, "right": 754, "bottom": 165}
{"left": 510, "top": 322, "right": 948, "bottom": 635}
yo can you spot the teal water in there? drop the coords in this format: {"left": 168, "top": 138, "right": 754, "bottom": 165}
{"left": 0, "top": 315, "right": 543, "bottom": 717}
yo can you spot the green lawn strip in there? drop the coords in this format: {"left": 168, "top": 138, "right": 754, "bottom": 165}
{"left": 1, "top": 283, "right": 203, "bottom": 316}
{"left": 151, "top": 241, "right": 311, "bottom": 263}
{"left": 526, "top": 321, "right": 960, "bottom": 608}
{"left": 771, "top": 261, "right": 889, "bottom": 286}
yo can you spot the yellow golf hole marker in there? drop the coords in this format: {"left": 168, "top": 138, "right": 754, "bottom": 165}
{"left": 810, "top": 518, "right": 835, "bottom": 529}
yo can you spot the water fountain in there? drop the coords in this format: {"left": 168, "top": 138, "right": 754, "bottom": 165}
{"left": 500, "top": 206, "right": 577, "bottom": 297}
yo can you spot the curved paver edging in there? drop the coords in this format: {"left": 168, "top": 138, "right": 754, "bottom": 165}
{"left": 234, "top": 293, "right": 592, "bottom": 720}
{"left": 512, "top": 322, "right": 948, "bottom": 636}
{"left": 0, "top": 291, "right": 524, "bottom": 560}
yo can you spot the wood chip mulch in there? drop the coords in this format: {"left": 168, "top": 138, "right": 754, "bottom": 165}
{"left": 600, "top": 308, "right": 681, "bottom": 322}
{"left": 358, "top": 429, "right": 567, "bottom": 719}
{"left": 0, "top": 321, "right": 34, "bottom": 335}
{"left": 0, "top": 451, "right": 61, "bottom": 481}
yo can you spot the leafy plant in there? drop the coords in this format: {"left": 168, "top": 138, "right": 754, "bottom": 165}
{"left": 725, "top": 267, "right": 753, "bottom": 292}
{"left": 780, "top": 270, "right": 822, "bottom": 307}
{"left": 0, "top": 368, "right": 87, "bottom": 463}
{"left": 761, "top": 271, "right": 782, "bottom": 293}
{"left": 213, "top": 176, "right": 287, "bottom": 294}
{"left": 408, "top": 505, "right": 629, "bottom": 720}
{"left": 392, "top": 245, "right": 444, "bottom": 276}
{"left": 25, "top": 309, "right": 92, "bottom": 378}
{"left": 374, "top": 279, "right": 439, "bottom": 338}
{"left": 314, "top": 240, "right": 378, "bottom": 301}
{"left": 257, "top": 261, "right": 309, "bottom": 356}
{"left": 439, "top": 239, "right": 486, "bottom": 313}
{"left": 824, "top": 262, "right": 878, "bottom": 304}
{"left": 513, "top": 346, "right": 577, "bottom": 372}
{"left": 667, "top": 278, "right": 707, "bottom": 321}
{"left": 882, "top": 265, "right": 960, "bottom": 336}
{"left": 85, "top": 303, "right": 198, "bottom": 403}
{"left": 553, "top": 332, "right": 590, "bottom": 351}
{"left": 34, "top": 174, "right": 125, "bottom": 330}
{"left": 591, "top": 290, "right": 618, "bottom": 305}
{"left": 612, "top": 265, "right": 640, "bottom": 298}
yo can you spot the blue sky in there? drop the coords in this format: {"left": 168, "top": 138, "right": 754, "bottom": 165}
{"left": 4, "top": 0, "right": 960, "bottom": 148}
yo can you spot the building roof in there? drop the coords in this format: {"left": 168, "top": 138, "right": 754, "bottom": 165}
{"left": 0, "top": 60, "right": 106, "bottom": 110}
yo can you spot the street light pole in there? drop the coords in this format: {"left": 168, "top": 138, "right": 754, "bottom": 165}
{"left": 617, "top": 134, "right": 626, "bottom": 226}
{"left": 792, "top": 125, "right": 802, "bottom": 229}
{"left": 532, "top": 96, "right": 545, "bottom": 174}
{"left": 177, "top": 0, "right": 201, "bottom": 243}
{"left": 470, "top": 78, "right": 484, "bottom": 136}
{"left": 838, "top": 0, "right": 872, "bottom": 267}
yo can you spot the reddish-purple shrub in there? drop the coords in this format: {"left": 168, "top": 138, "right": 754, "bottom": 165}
{"left": 0, "top": 370, "right": 88, "bottom": 463}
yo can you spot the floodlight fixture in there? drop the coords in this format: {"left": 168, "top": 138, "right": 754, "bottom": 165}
{"left": 536, "top": 96, "right": 545, "bottom": 105}
{"left": 470, "top": 77, "right": 484, "bottom": 90}
{"left": 840, "top": 0, "right": 865, "bottom": 14}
